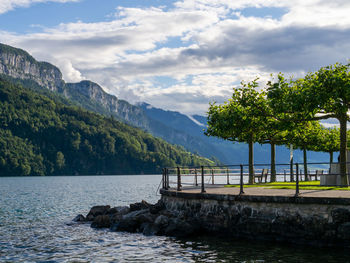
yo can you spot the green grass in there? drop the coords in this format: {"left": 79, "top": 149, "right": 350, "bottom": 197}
{"left": 224, "top": 181, "right": 350, "bottom": 191}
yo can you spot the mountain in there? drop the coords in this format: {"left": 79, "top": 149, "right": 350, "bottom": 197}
{"left": 0, "top": 42, "right": 330, "bottom": 165}
{"left": 139, "top": 103, "right": 331, "bottom": 164}
{"left": 0, "top": 77, "right": 213, "bottom": 176}
{"left": 0, "top": 43, "right": 230, "bottom": 162}
{"left": 0, "top": 43, "right": 64, "bottom": 92}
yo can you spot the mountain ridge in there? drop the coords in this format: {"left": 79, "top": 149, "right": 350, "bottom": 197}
{"left": 0, "top": 77, "right": 214, "bottom": 176}
{"left": 0, "top": 42, "right": 330, "bottom": 165}
{"left": 0, "top": 42, "right": 228, "bottom": 162}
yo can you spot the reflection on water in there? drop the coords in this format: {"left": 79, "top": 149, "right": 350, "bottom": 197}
{"left": 0, "top": 175, "right": 350, "bottom": 262}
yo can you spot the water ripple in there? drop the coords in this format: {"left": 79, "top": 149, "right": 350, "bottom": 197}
{"left": 1, "top": 175, "right": 350, "bottom": 262}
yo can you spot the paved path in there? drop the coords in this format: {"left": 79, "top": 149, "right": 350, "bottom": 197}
{"left": 169, "top": 185, "right": 350, "bottom": 199}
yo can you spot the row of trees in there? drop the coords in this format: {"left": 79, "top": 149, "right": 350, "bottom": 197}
{"left": 206, "top": 63, "right": 349, "bottom": 185}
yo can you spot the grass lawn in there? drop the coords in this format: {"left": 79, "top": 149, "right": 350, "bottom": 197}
{"left": 225, "top": 181, "right": 350, "bottom": 191}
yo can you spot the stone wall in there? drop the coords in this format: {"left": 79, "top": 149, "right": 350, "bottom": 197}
{"left": 161, "top": 192, "right": 350, "bottom": 246}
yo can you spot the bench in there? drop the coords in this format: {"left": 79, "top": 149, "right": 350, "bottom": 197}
{"left": 255, "top": 168, "right": 268, "bottom": 183}
{"left": 309, "top": 169, "right": 323, "bottom": 181}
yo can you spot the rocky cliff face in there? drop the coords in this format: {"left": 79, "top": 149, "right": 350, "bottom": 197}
{"left": 65, "top": 81, "right": 148, "bottom": 127}
{"left": 0, "top": 43, "right": 148, "bottom": 127}
{"left": 0, "top": 43, "right": 64, "bottom": 92}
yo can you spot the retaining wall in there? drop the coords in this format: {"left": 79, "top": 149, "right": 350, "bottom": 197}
{"left": 160, "top": 189, "right": 350, "bottom": 246}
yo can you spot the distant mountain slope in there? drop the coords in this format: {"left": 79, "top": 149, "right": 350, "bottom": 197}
{"left": 0, "top": 42, "right": 330, "bottom": 165}
{"left": 139, "top": 103, "right": 330, "bottom": 164}
{"left": 0, "top": 43, "right": 232, "bottom": 162}
{"left": 0, "top": 77, "right": 213, "bottom": 176}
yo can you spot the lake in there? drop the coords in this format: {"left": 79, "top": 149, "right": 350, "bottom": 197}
{"left": 1, "top": 175, "right": 350, "bottom": 262}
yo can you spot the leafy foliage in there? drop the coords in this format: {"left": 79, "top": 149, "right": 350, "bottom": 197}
{"left": 0, "top": 78, "right": 213, "bottom": 176}
{"left": 267, "top": 63, "right": 350, "bottom": 185}
{"left": 206, "top": 80, "right": 271, "bottom": 183}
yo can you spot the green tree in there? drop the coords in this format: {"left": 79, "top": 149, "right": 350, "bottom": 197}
{"left": 56, "top": 151, "right": 65, "bottom": 170}
{"left": 285, "top": 121, "right": 323, "bottom": 180}
{"left": 206, "top": 80, "right": 268, "bottom": 184}
{"left": 318, "top": 127, "right": 339, "bottom": 164}
{"left": 268, "top": 64, "right": 350, "bottom": 186}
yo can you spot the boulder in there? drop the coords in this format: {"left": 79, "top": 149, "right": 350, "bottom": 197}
{"left": 107, "top": 207, "right": 119, "bottom": 215}
{"left": 91, "top": 215, "right": 111, "bottom": 229}
{"left": 331, "top": 208, "right": 350, "bottom": 224}
{"left": 115, "top": 206, "right": 130, "bottom": 215}
{"left": 142, "top": 223, "right": 156, "bottom": 236}
{"left": 129, "top": 200, "right": 151, "bottom": 212}
{"left": 112, "top": 209, "right": 150, "bottom": 232}
{"left": 150, "top": 200, "right": 165, "bottom": 214}
{"left": 163, "top": 218, "right": 195, "bottom": 237}
{"left": 337, "top": 222, "right": 350, "bottom": 240}
{"left": 86, "top": 205, "right": 111, "bottom": 221}
{"left": 154, "top": 215, "right": 169, "bottom": 227}
{"left": 151, "top": 214, "right": 170, "bottom": 235}
{"left": 73, "top": 214, "right": 86, "bottom": 222}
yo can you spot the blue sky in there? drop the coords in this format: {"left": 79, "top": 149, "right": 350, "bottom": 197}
{"left": 1, "top": 0, "right": 350, "bottom": 115}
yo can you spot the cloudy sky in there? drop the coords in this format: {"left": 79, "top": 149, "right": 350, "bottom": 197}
{"left": 1, "top": 0, "right": 350, "bottom": 115}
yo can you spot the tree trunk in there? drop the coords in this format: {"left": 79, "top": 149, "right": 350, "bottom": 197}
{"left": 339, "top": 115, "right": 349, "bottom": 186}
{"left": 303, "top": 147, "right": 308, "bottom": 181}
{"left": 329, "top": 151, "right": 333, "bottom": 164}
{"left": 270, "top": 142, "right": 276, "bottom": 182}
{"left": 248, "top": 138, "right": 255, "bottom": 184}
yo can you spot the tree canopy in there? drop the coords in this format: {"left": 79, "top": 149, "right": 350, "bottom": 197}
{"left": 267, "top": 63, "right": 350, "bottom": 185}
{"left": 206, "top": 63, "right": 349, "bottom": 185}
{"left": 206, "top": 80, "right": 272, "bottom": 183}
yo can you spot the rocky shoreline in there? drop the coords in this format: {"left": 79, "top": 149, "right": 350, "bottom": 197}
{"left": 73, "top": 199, "right": 199, "bottom": 237}
{"left": 73, "top": 195, "right": 350, "bottom": 247}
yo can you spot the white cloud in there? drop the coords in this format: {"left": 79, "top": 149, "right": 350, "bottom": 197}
{"left": 1, "top": 0, "right": 350, "bottom": 114}
{"left": 0, "top": 0, "right": 79, "bottom": 14}
{"left": 54, "top": 58, "right": 83, "bottom": 83}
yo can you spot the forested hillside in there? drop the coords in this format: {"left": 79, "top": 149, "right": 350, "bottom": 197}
{"left": 0, "top": 78, "right": 213, "bottom": 176}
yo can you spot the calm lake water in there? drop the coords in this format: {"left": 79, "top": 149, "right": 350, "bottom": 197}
{"left": 1, "top": 175, "right": 350, "bottom": 262}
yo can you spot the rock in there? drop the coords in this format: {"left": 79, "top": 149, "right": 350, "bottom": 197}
{"left": 73, "top": 214, "right": 86, "bottom": 222}
{"left": 109, "top": 206, "right": 131, "bottom": 224}
{"left": 107, "top": 207, "right": 119, "bottom": 215}
{"left": 337, "top": 222, "right": 350, "bottom": 240}
{"left": 112, "top": 218, "right": 138, "bottom": 232}
{"left": 164, "top": 218, "right": 195, "bottom": 237}
{"left": 154, "top": 215, "right": 169, "bottom": 227}
{"left": 151, "top": 214, "right": 170, "bottom": 235}
{"left": 150, "top": 200, "right": 165, "bottom": 214}
{"left": 122, "top": 209, "right": 149, "bottom": 220}
{"left": 331, "top": 208, "right": 350, "bottom": 224}
{"left": 91, "top": 215, "right": 111, "bottom": 229}
{"left": 112, "top": 209, "right": 150, "bottom": 232}
{"left": 86, "top": 205, "right": 111, "bottom": 221}
{"left": 115, "top": 206, "right": 130, "bottom": 215}
{"left": 129, "top": 200, "right": 151, "bottom": 212}
{"left": 142, "top": 223, "right": 155, "bottom": 236}
{"left": 241, "top": 207, "right": 252, "bottom": 218}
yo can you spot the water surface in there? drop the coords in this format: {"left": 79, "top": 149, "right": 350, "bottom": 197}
{"left": 1, "top": 175, "right": 349, "bottom": 262}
